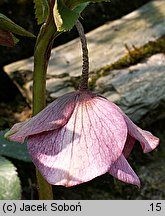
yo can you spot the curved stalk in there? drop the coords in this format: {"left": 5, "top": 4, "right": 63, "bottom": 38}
{"left": 75, "top": 20, "right": 89, "bottom": 91}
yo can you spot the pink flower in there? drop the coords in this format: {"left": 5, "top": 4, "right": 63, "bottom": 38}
{"left": 5, "top": 90, "right": 159, "bottom": 187}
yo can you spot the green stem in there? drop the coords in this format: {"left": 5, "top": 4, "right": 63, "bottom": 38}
{"left": 33, "top": 8, "right": 60, "bottom": 199}
{"left": 33, "top": 20, "right": 59, "bottom": 115}
{"left": 35, "top": 169, "right": 53, "bottom": 200}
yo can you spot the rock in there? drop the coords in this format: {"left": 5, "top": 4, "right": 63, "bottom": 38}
{"left": 2, "top": 1, "right": 165, "bottom": 123}
{"left": 95, "top": 53, "right": 165, "bottom": 125}
{"left": 0, "top": 0, "right": 150, "bottom": 67}
{"left": 49, "top": 87, "right": 75, "bottom": 99}
{"left": 4, "top": 0, "right": 165, "bottom": 79}
{"left": 46, "top": 77, "right": 72, "bottom": 93}
{"left": 137, "top": 159, "right": 165, "bottom": 199}
{"left": 24, "top": 77, "right": 75, "bottom": 102}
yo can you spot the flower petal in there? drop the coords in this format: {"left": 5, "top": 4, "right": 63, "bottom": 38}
{"left": 97, "top": 96, "right": 159, "bottom": 153}
{"left": 4, "top": 120, "right": 29, "bottom": 140}
{"left": 27, "top": 92, "right": 127, "bottom": 186}
{"left": 123, "top": 134, "right": 136, "bottom": 158}
{"left": 6, "top": 92, "right": 77, "bottom": 143}
{"left": 109, "top": 154, "right": 140, "bottom": 187}
{"left": 123, "top": 115, "right": 159, "bottom": 153}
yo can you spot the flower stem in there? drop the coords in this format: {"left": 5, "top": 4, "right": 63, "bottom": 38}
{"left": 33, "top": 3, "right": 60, "bottom": 199}
{"left": 75, "top": 20, "right": 89, "bottom": 91}
{"left": 33, "top": 20, "right": 59, "bottom": 115}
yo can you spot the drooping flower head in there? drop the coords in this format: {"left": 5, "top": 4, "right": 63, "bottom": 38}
{"left": 5, "top": 90, "right": 159, "bottom": 187}
{"left": 5, "top": 21, "right": 159, "bottom": 187}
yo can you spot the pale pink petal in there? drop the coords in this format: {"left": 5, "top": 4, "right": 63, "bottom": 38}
{"left": 4, "top": 120, "right": 29, "bottom": 140}
{"left": 123, "top": 115, "right": 159, "bottom": 153}
{"left": 6, "top": 92, "right": 77, "bottom": 143}
{"left": 123, "top": 134, "right": 136, "bottom": 158}
{"left": 109, "top": 154, "right": 140, "bottom": 187}
{"left": 27, "top": 92, "right": 127, "bottom": 186}
{"left": 97, "top": 96, "right": 159, "bottom": 153}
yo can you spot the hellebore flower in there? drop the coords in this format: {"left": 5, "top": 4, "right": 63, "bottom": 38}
{"left": 5, "top": 20, "right": 159, "bottom": 189}
{"left": 5, "top": 90, "right": 159, "bottom": 187}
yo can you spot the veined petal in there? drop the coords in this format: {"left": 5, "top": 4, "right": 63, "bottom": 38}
{"left": 97, "top": 96, "right": 159, "bottom": 153}
{"left": 109, "top": 154, "right": 140, "bottom": 187}
{"left": 6, "top": 92, "right": 77, "bottom": 143}
{"left": 27, "top": 91, "right": 127, "bottom": 186}
{"left": 123, "top": 115, "right": 159, "bottom": 153}
{"left": 123, "top": 134, "right": 136, "bottom": 158}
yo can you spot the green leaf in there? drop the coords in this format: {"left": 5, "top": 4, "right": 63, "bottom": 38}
{"left": 12, "top": 34, "right": 19, "bottom": 45}
{"left": 64, "top": 0, "right": 110, "bottom": 9}
{"left": 0, "top": 156, "right": 21, "bottom": 200}
{"left": 34, "top": 0, "right": 50, "bottom": 24}
{"left": 54, "top": 0, "right": 88, "bottom": 31}
{"left": 54, "top": 0, "right": 110, "bottom": 32}
{"left": 0, "top": 13, "right": 35, "bottom": 37}
{"left": 0, "top": 129, "right": 31, "bottom": 162}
